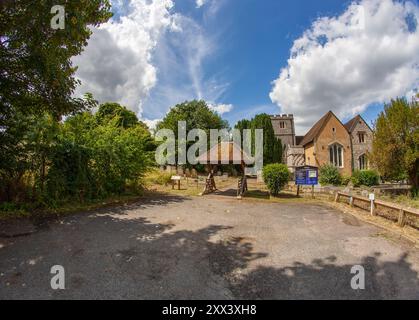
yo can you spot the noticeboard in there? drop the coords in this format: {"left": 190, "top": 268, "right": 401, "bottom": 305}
{"left": 295, "top": 166, "right": 318, "bottom": 186}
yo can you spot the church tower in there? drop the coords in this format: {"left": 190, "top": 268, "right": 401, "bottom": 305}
{"left": 270, "top": 114, "right": 296, "bottom": 148}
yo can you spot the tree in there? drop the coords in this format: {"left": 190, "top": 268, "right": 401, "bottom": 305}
{"left": 156, "top": 100, "right": 229, "bottom": 165}
{"left": 156, "top": 100, "right": 228, "bottom": 134}
{"left": 96, "top": 102, "right": 142, "bottom": 129}
{"left": 0, "top": 99, "right": 156, "bottom": 206}
{"left": 235, "top": 113, "right": 282, "bottom": 165}
{"left": 370, "top": 97, "right": 419, "bottom": 196}
{"left": 46, "top": 106, "right": 155, "bottom": 203}
{"left": 94, "top": 103, "right": 155, "bottom": 152}
{"left": 0, "top": 1, "right": 112, "bottom": 117}
{"left": 235, "top": 119, "right": 251, "bottom": 141}
{"left": 0, "top": 95, "right": 97, "bottom": 203}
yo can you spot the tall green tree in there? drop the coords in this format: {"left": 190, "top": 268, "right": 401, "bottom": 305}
{"left": 370, "top": 96, "right": 419, "bottom": 196}
{"left": 0, "top": 1, "right": 112, "bottom": 202}
{"left": 235, "top": 119, "right": 251, "bottom": 142}
{"left": 156, "top": 100, "right": 229, "bottom": 165}
{"left": 0, "top": 0, "right": 112, "bottom": 117}
{"left": 235, "top": 113, "right": 282, "bottom": 165}
{"left": 156, "top": 100, "right": 228, "bottom": 134}
{"left": 96, "top": 102, "right": 143, "bottom": 129}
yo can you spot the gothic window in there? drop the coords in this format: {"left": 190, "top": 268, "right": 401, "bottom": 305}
{"left": 280, "top": 121, "right": 286, "bottom": 129}
{"left": 359, "top": 154, "right": 368, "bottom": 170}
{"left": 358, "top": 132, "right": 365, "bottom": 143}
{"left": 329, "top": 143, "right": 343, "bottom": 167}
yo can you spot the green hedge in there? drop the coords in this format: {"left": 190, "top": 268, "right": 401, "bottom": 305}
{"left": 319, "top": 164, "right": 342, "bottom": 186}
{"left": 351, "top": 170, "right": 380, "bottom": 187}
{"left": 262, "top": 164, "right": 290, "bottom": 196}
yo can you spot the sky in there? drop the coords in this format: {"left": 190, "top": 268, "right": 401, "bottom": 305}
{"left": 73, "top": 0, "right": 419, "bottom": 135}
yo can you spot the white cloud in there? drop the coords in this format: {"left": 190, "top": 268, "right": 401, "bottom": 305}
{"left": 208, "top": 103, "right": 233, "bottom": 114}
{"left": 74, "top": 0, "right": 229, "bottom": 123}
{"left": 143, "top": 118, "right": 161, "bottom": 130}
{"left": 196, "top": 0, "right": 207, "bottom": 8}
{"left": 269, "top": 0, "right": 419, "bottom": 134}
{"left": 196, "top": 0, "right": 224, "bottom": 17}
{"left": 141, "top": 4, "right": 230, "bottom": 120}
{"left": 73, "top": 0, "right": 179, "bottom": 115}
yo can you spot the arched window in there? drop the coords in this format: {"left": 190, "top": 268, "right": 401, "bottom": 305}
{"left": 329, "top": 143, "right": 343, "bottom": 167}
{"left": 359, "top": 154, "right": 368, "bottom": 170}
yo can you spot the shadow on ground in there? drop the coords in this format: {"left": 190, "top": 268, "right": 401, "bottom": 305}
{"left": 0, "top": 194, "right": 418, "bottom": 299}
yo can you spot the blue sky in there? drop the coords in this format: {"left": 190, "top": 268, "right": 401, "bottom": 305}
{"left": 74, "top": 0, "right": 419, "bottom": 134}
{"left": 183, "top": 0, "right": 355, "bottom": 126}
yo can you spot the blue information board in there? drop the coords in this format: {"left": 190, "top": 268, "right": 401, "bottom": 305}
{"left": 295, "top": 166, "right": 318, "bottom": 185}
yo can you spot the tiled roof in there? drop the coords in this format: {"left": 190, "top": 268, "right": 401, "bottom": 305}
{"left": 299, "top": 111, "right": 333, "bottom": 146}
{"left": 197, "top": 142, "right": 252, "bottom": 164}
{"left": 295, "top": 136, "right": 304, "bottom": 145}
{"left": 344, "top": 115, "right": 361, "bottom": 133}
{"left": 344, "top": 115, "right": 373, "bottom": 133}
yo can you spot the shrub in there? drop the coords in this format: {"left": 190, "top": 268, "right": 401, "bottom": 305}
{"left": 45, "top": 113, "right": 154, "bottom": 202}
{"left": 341, "top": 175, "right": 351, "bottom": 186}
{"left": 319, "top": 164, "right": 342, "bottom": 186}
{"left": 262, "top": 164, "right": 290, "bottom": 196}
{"left": 351, "top": 170, "right": 380, "bottom": 187}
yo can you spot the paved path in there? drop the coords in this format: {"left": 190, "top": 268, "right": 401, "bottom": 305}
{"left": 0, "top": 195, "right": 418, "bottom": 299}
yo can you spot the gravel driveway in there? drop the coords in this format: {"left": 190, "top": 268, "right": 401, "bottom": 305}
{"left": 0, "top": 194, "right": 418, "bottom": 299}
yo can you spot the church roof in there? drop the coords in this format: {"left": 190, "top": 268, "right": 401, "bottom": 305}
{"left": 295, "top": 136, "right": 305, "bottom": 145}
{"left": 299, "top": 111, "right": 335, "bottom": 146}
{"left": 344, "top": 115, "right": 361, "bottom": 133}
{"left": 344, "top": 115, "right": 372, "bottom": 133}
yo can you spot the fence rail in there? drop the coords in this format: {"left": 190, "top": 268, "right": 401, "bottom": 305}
{"left": 335, "top": 192, "right": 419, "bottom": 227}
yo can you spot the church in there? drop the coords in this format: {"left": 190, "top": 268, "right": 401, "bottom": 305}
{"left": 271, "top": 111, "right": 373, "bottom": 176}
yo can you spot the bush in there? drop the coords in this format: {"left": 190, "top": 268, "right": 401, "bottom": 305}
{"left": 262, "top": 164, "right": 290, "bottom": 196}
{"left": 44, "top": 112, "right": 155, "bottom": 203}
{"left": 341, "top": 175, "right": 351, "bottom": 186}
{"left": 319, "top": 164, "right": 342, "bottom": 186}
{"left": 351, "top": 170, "right": 380, "bottom": 187}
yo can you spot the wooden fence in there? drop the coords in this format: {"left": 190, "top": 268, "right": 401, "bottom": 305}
{"left": 335, "top": 192, "right": 419, "bottom": 228}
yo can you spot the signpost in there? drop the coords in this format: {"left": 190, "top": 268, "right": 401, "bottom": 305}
{"left": 369, "top": 193, "right": 375, "bottom": 216}
{"left": 171, "top": 176, "right": 181, "bottom": 190}
{"left": 295, "top": 166, "right": 319, "bottom": 198}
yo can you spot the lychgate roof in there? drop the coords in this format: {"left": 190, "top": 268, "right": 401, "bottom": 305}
{"left": 197, "top": 142, "right": 253, "bottom": 164}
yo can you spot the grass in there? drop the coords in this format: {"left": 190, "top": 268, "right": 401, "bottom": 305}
{"left": 144, "top": 170, "right": 244, "bottom": 197}
{"left": 149, "top": 183, "right": 203, "bottom": 197}
{"left": 0, "top": 193, "right": 145, "bottom": 221}
{"left": 146, "top": 173, "right": 317, "bottom": 204}
{"left": 380, "top": 194, "right": 419, "bottom": 209}
{"left": 144, "top": 169, "right": 172, "bottom": 186}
